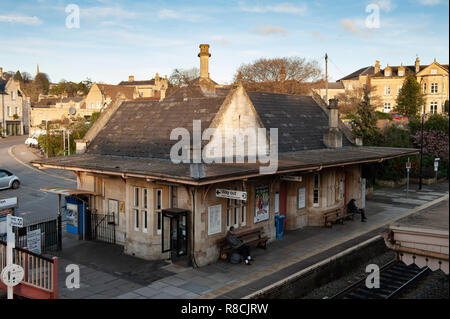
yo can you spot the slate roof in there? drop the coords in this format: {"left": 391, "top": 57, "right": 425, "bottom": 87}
{"left": 0, "top": 79, "right": 7, "bottom": 94}
{"left": 247, "top": 92, "right": 352, "bottom": 152}
{"left": 32, "top": 146, "right": 418, "bottom": 184}
{"left": 118, "top": 79, "right": 156, "bottom": 86}
{"left": 97, "top": 84, "right": 135, "bottom": 100}
{"left": 311, "top": 82, "right": 345, "bottom": 90}
{"left": 339, "top": 66, "right": 374, "bottom": 81}
{"left": 87, "top": 86, "right": 228, "bottom": 158}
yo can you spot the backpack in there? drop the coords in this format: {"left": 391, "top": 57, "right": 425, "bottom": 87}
{"left": 230, "top": 253, "right": 241, "bottom": 264}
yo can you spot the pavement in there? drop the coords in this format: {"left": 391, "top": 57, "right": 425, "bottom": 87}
{"left": 2, "top": 136, "right": 449, "bottom": 299}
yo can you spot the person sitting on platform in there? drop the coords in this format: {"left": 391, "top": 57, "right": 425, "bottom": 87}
{"left": 347, "top": 199, "right": 367, "bottom": 222}
{"left": 226, "top": 226, "right": 253, "bottom": 265}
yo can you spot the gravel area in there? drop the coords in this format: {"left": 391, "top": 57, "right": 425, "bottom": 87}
{"left": 397, "top": 270, "right": 449, "bottom": 299}
{"left": 302, "top": 249, "right": 396, "bottom": 299}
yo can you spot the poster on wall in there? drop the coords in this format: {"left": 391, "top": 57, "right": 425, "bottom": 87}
{"left": 254, "top": 185, "right": 270, "bottom": 223}
{"left": 298, "top": 187, "right": 306, "bottom": 209}
{"left": 208, "top": 204, "right": 222, "bottom": 235}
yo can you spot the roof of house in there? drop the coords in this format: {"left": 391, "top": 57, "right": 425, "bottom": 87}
{"left": 311, "top": 82, "right": 345, "bottom": 90}
{"left": 339, "top": 66, "right": 374, "bottom": 81}
{"left": 372, "top": 64, "right": 449, "bottom": 78}
{"left": 0, "top": 79, "right": 7, "bottom": 94}
{"left": 97, "top": 84, "right": 135, "bottom": 100}
{"left": 118, "top": 79, "right": 156, "bottom": 86}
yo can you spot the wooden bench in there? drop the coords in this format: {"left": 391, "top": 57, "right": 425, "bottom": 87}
{"left": 217, "top": 227, "right": 269, "bottom": 261}
{"left": 323, "top": 207, "right": 355, "bottom": 227}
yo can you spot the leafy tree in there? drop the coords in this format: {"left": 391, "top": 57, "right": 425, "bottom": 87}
{"left": 424, "top": 114, "right": 449, "bottom": 133}
{"left": 13, "top": 71, "right": 23, "bottom": 82}
{"left": 34, "top": 72, "right": 50, "bottom": 94}
{"left": 394, "top": 74, "right": 424, "bottom": 118}
{"left": 445, "top": 100, "right": 449, "bottom": 113}
{"left": 351, "top": 87, "right": 381, "bottom": 145}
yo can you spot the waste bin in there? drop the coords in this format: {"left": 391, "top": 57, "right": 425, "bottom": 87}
{"left": 275, "top": 214, "right": 286, "bottom": 239}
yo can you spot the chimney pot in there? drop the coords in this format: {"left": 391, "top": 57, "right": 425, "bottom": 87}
{"left": 415, "top": 57, "right": 420, "bottom": 73}
{"left": 374, "top": 60, "right": 380, "bottom": 74}
{"left": 129, "top": 75, "right": 134, "bottom": 82}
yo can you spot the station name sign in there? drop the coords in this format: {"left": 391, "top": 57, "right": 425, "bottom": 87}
{"left": 0, "top": 197, "right": 18, "bottom": 210}
{"left": 216, "top": 189, "right": 248, "bottom": 201}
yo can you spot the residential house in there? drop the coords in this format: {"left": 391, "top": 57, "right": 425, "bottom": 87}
{"left": 85, "top": 83, "right": 138, "bottom": 111}
{"left": 33, "top": 45, "right": 417, "bottom": 267}
{"left": 119, "top": 73, "right": 169, "bottom": 100}
{"left": 335, "top": 58, "right": 449, "bottom": 114}
{"left": 0, "top": 76, "right": 31, "bottom": 136}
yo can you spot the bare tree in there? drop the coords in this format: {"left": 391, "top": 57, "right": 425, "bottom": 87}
{"left": 336, "top": 85, "right": 382, "bottom": 115}
{"left": 235, "top": 57, "right": 322, "bottom": 83}
{"left": 168, "top": 67, "right": 200, "bottom": 86}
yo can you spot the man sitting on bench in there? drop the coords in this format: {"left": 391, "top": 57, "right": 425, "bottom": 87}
{"left": 226, "top": 226, "right": 253, "bottom": 265}
{"left": 347, "top": 199, "right": 367, "bottom": 222}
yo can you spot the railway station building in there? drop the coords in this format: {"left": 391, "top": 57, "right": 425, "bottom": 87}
{"left": 33, "top": 45, "right": 418, "bottom": 267}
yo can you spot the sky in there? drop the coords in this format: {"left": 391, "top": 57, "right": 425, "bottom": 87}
{"left": 0, "top": 0, "right": 448, "bottom": 84}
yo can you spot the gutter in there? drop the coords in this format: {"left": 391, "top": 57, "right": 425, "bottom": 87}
{"left": 32, "top": 148, "right": 418, "bottom": 186}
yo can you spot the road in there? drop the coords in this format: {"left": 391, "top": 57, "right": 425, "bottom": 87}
{"left": 0, "top": 136, "right": 76, "bottom": 224}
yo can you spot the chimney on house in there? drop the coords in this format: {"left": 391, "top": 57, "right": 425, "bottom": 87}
{"left": 129, "top": 75, "right": 135, "bottom": 82}
{"left": 374, "top": 60, "right": 380, "bottom": 74}
{"left": 323, "top": 98, "right": 343, "bottom": 148}
{"left": 155, "top": 73, "right": 160, "bottom": 85}
{"left": 280, "top": 66, "right": 286, "bottom": 82}
{"left": 415, "top": 56, "right": 420, "bottom": 73}
{"left": 0, "top": 67, "right": 3, "bottom": 78}
{"left": 198, "top": 44, "right": 211, "bottom": 79}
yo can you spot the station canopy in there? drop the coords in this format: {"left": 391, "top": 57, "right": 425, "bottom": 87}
{"left": 40, "top": 187, "right": 101, "bottom": 196}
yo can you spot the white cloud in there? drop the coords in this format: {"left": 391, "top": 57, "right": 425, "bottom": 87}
{"left": 418, "top": 0, "right": 442, "bottom": 5}
{"left": 374, "top": 0, "right": 395, "bottom": 12}
{"left": 0, "top": 15, "right": 42, "bottom": 25}
{"left": 252, "top": 25, "right": 288, "bottom": 35}
{"left": 157, "top": 9, "right": 204, "bottom": 22}
{"left": 81, "top": 6, "right": 137, "bottom": 20}
{"left": 239, "top": 2, "right": 307, "bottom": 15}
{"left": 341, "top": 19, "right": 361, "bottom": 34}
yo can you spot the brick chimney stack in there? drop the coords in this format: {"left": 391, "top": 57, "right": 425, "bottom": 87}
{"left": 374, "top": 60, "right": 380, "bottom": 74}
{"left": 415, "top": 56, "right": 420, "bottom": 73}
{"left": 129, "top": 75, "right": 134, "bottom": 82}
{"left": 280, "top": 66, "right": 286, "bottom": 82}
{"left": 198, "top": 44, "right": 211, "bottom": 79}
{"left": 323, "top": 98, "right": 343, "bottom": 148}
{"left": 0, "top": 67, "right": 3, "bottom": 79}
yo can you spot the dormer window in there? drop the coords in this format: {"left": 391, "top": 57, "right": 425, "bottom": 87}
{"left": 385, "top": 70, "right": 391, "bottom": 77}
{"left": 398, "top": 70, "right": 405, "bottom": 76}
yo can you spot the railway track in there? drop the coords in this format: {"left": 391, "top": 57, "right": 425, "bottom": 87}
{"left": 330, "top": 260, "right": 430, "bottom": 299}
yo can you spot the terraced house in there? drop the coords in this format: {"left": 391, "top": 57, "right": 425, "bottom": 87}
{"left": 0, "top": 68, "right": 31, "bottom": 136}
{"left": 326, "top": 57, "right": 449, "bottom": 114}
{"left": 33, "top": 45, "right": 418, "bottom": 267}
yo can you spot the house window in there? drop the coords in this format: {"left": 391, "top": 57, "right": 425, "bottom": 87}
{"left": 11, "top": 91, "right": 15, "bottom": 100}
{"left": 155, "top": 189, "right": 163, "bottom": 234}
{"left": 430, "top": 102, "right": 438, "bottom": 114}
{"left": 385, "top": 85, "right": 391, "bottom": 95}
{"left": 384, "top": 103, "right": 391, "bottom": 113}
{"left": 431, "top": 83, "right": 438, "bottom": 94}
{"left": 7, "top": 107, "right": 11, "bottom": 117}
{"left": 431, "top": 68, "right": 438, "bottom": 75}
{"left": 313, "top": 174, "right": 320, "bottom": 207}
{"left": 423, "top": 83, "right": 427, "bottom": 93}
{"left": 90, "top": 103, "right": 94, "bottom": 109}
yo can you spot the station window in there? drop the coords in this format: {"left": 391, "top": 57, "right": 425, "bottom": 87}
{"left": 313, "top": 174, "right": 320, "bottom": 207}
{"left": 155, "top": 189, "right": 163, "bottom": 234}
{"left": 134, "top": 209, "right": 139, "bottom": 231}
{"left": 227, "top": 199, "right": 247, "bottom": 229}
{"left": 143, "top": 211, "right": 148, "bottom": 233}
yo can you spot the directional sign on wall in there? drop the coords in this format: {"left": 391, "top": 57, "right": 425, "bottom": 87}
{"left": 216, "top": 189, "right": 248, "bottom": 201}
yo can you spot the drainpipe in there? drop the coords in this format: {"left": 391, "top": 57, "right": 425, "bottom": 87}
{"left": 191, "top": 188, "right": 199, "bottom": 268}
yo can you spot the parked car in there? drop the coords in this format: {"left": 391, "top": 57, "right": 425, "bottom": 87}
{"left": 0, "top": 169, "right": 20, "bottom": 190}
{"left": 25, "top": 135, "right": 39, "bottom": 147}
{"left": 390, "top": 113, "right": 407, "bottom": 120}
